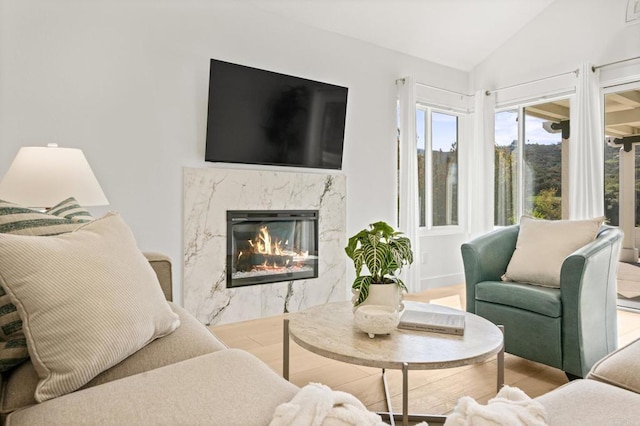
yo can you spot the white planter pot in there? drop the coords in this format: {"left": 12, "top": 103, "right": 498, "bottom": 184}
{"left": 354, "top": 283, "right": 404, "bottom": 312}
{"left": 353, "top": 305, "right": 400, "bottom": 338}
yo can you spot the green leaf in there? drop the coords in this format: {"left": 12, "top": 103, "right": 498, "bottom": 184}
{"left": 352, "top": 276, "right": 373, "bottom": 306}
{"left": 351, "top": 248, "right": 365, "bottom": 277}
{"left": 370, "top": 221, "right": 395, "bottom": 238}
{"left": 363, "top": 243, "right": 388, "bottom": 281}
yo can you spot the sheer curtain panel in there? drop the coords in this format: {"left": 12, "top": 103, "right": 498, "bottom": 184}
{"left": 470, "top": 90, "right": 495, "bottom": 236}
{"left": 397, "top": 77, "right": 422, "bottom": 293}
{"left": 570, "top": 64, "right": 604, "bottom": 219}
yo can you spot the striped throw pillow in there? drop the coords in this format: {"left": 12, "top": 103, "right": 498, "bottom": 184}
{"left": 0, "top": 285, "right": 26, "bottom": 372}
{"left": 0, "top": 198, "right": 94, "bottom": 371}
{"left": 47, "top": 197, "right": 93, "bottom": 223}
{"left": 0, "top": 198, "right": 91, "bottom": 236}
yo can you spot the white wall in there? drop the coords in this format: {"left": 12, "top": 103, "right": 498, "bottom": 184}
{"left": 0, "top": 0, "right": 469, "bottom": 303}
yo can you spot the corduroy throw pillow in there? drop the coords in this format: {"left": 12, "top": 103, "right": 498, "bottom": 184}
{"left": 0, "top": 212, "right": 180, "bottom": 402}
{"left": 0, "top": 197, "right": 93, "bottom": 372}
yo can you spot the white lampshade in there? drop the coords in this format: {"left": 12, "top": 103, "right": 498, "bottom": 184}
{"left": 0, "top": 144, "right": 108, "bottom": 208}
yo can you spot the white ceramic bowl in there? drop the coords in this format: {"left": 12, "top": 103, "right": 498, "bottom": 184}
{"left": 354, "top": 304, "right": 400, "bottom": 338}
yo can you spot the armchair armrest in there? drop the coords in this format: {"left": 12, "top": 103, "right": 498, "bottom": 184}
{"left": 143, "top": 252, "right": 173, "bottom": 302}
{"left": 560, "top": 226, "right": 623, "bottom": 377}
{"left": 461, "top": 225, "right": 519, "bottom": 313}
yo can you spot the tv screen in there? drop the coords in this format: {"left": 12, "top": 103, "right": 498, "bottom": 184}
{"left": 205, "top": 59, "right": 348, "bottom": 170}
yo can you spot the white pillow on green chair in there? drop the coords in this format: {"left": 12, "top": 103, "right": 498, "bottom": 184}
{"left": 0, "top": 212, "right": 180, "bottom": 402}
{"left": 502, "top": 215, "right": 604, "bottom": 288}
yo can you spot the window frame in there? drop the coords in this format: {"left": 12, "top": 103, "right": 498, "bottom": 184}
{"left": 416, "top": 102, "right": 468, "bottom": 236}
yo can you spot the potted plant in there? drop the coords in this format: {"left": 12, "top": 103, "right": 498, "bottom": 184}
{"left": 345, "top": 221, "right": 414, "bottom": 308}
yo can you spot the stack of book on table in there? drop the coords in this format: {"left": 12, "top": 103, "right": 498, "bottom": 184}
{"left": 398, "top": 307, "right": 465, "bottom": 335}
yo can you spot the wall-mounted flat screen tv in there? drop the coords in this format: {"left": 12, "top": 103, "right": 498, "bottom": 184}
{"left": 205, "top": 59, "right": 348, "bottom": 170}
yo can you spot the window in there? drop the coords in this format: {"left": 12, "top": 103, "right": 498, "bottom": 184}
{"left": 416, "top": 106, "right": 461, "bottom": 229}
{"left": 602, "top": 87, "right": 640, "bottom": 227}
{"left": 494, "top": 110, "right": 518, "bottom": 226}
{"left": 523, "top": 105, "right": 565, "bottom": 219}
{"left": 494, "top": 99, "right": 569, "bottom": 225}
{"left": 603, "top": 135, "right": 620, "bottom": 226}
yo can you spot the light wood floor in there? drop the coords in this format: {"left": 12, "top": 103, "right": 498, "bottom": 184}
{"left": 210, "top": 284, "right": 640, "bottom": 417}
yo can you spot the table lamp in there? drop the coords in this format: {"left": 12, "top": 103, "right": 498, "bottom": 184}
{"left": 0, "top": 144, "right": 108, "bottom": 209}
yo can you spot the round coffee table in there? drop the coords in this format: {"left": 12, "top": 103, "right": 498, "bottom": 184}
{"left": 283, "top": 301, "right": 504, "bottom": 426}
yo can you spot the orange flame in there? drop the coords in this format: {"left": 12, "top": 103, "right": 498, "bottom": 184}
{"left": 248, "top": 226, "right": 284, "bottom": 255}
{"left": 238, "top": 225, "right": 309, "bottom": 273}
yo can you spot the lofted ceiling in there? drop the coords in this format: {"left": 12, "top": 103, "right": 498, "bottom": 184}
{"left": 245, "top": 1, "right": 640, "bottom": 139}
{"left": 246, "top": 0, "right": 558, "bottom": 71}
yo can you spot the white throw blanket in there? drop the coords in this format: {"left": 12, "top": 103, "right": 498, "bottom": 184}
{"left": 270, "top": 382, "right": 545, "bottom": 426}
{"left": 269, "top": 382, "right": 388, "bottom": 426}
{"left": 445, "top": 385, "right": 548, "bottom": 426}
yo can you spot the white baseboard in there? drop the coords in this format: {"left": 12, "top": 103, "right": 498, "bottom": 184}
{"left": 418, "top": 273, "right": 465, "bottom": 292}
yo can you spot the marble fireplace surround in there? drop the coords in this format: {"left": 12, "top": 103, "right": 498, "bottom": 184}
{"left": 183, "top": 167, "right": 347, "bottom": 325}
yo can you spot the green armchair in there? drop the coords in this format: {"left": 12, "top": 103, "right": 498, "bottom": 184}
{"left": 461, "top": 225, "right": 622, "bottom": 379}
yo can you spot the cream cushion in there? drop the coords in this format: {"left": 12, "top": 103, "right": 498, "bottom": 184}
{"left": 0, "top": 302, "right": 227, "bottom": 416}
{"left": 588, "top": 336, "right": 640, "bottom": 394}
{"left": 502, "top": 216, "right": 604, "bottom": 288}
{"left": 5, "top": 350, "right": 299, "bottom": 426}
{"left": 0, "top": 212, "right": 180, "bottom": 402}
{"left": 536, "top": 379, "right": 640, "bottom": 425}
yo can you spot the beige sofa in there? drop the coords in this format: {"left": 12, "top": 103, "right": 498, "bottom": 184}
{"left": 3, "top": 253, "right": 298, "bottom": 425}
{"left": 537, "top": 335, "right": 640, "bottom": 425}
{"left": 5, "top": 253, "right": 640, "bottom": 425}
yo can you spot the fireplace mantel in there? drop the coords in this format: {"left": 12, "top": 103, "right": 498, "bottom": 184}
{"left": 183, "top": 167, "right": 347, "bottom": 325}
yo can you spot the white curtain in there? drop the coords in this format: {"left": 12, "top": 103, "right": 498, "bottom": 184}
{"left": 469, "top": 90, "right": 496, "bottom": 236}
{"left": 397, "top": 77, "right": 421, "bottom": 294}
{"left": 570, "top": 64, "right": 604, "bottom": 219}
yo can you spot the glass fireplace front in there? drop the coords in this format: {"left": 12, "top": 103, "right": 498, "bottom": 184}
{"left": 226, "top": 210, "right": 319, "bottom": 288}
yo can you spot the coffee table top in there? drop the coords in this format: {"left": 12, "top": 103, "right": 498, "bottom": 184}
{"left": 287, "top": 301, "right": 503, "bottom": 370}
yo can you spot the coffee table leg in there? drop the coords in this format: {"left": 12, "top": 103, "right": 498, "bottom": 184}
{"left": 378, "top": 366, "right": 447, "bottom": 425}
{"left": 381, "top": 369, "right": 395, "bottom": 426}
{"left": 402, "top": 363, "right": 409, "bottom": 426}
{"left": 283, "top": 319, "right": 290, "bottom": 381}
{"left": 497, "top": 325, "right": 505, "bottom": 392}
